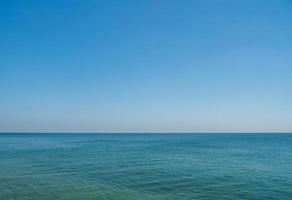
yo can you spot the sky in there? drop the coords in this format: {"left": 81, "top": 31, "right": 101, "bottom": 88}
{"left": 0, "top": 0, "right": 292, "bottom": 133}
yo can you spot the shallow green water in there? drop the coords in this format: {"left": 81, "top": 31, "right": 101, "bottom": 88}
{"left": 0, "top": 133, "right": 292, "bottom": 200}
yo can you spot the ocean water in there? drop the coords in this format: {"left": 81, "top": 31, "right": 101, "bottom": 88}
{"left": 0, "top": 133, "right": 292, "bottom": 200}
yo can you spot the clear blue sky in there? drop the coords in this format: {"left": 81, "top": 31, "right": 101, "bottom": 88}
{"left": 1, "top": 0, "right": 292, "bottom": 133}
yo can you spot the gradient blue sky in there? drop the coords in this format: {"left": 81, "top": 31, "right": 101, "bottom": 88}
{"left": 1, "top": 0, "right": 292, "bottom": 132}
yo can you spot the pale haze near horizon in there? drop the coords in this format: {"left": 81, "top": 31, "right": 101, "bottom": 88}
{"left": 0, "top": 0, "right": 292, "bottom": 133}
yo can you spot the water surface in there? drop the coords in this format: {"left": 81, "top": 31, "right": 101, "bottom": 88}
{"left": 0, "top": 133, "right": 292, "bottom": 200}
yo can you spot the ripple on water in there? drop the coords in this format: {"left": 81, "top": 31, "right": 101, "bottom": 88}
{"left": 0, "top": 133, "right": 292, "bottom": 200}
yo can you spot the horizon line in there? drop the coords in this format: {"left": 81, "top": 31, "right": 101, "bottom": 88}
{"left": 0, "top": 131, "right": 291, "bottom": 134}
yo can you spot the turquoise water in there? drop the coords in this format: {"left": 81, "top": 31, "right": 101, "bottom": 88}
{"left": 0, "top": 133, "right": 292, "bottom": 200}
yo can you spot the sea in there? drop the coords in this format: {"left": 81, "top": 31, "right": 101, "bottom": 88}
{"left": 0, "top": 133, "right": 291, "bottom": 200}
